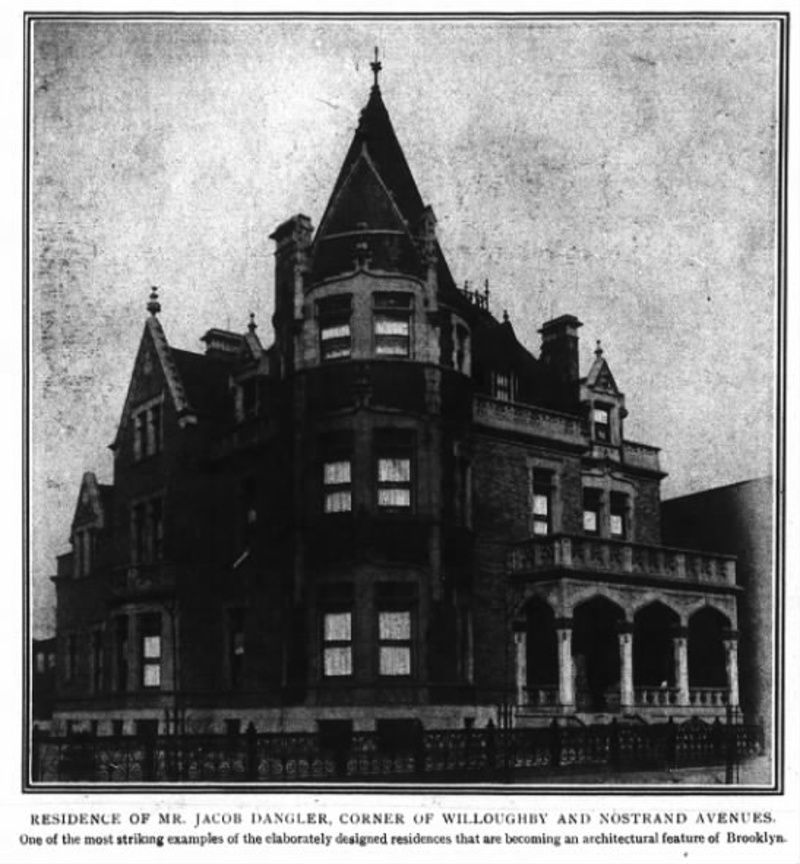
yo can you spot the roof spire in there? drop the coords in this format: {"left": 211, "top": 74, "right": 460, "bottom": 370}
{"left": 595, "top": 339, "right": 603, "bottom": 358}
{"left": 370, "top": 46, "right": 382, "bottom": 89}
{"left": 248, "top": 312, "right": 257, "bottom": 333}
{"left": 147, "top": 286, "right": 161, "bottom": 316}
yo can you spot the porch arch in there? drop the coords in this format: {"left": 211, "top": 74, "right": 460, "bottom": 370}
{"left": 523, "top": 597, "right": 558, "bottom": 698}
{"left": 633, "top": 601, "right": 680, "bottom": 687}
{"left": 688, "top": 605, "right": 730, "bottom": 688}
{"left": 572, "top": 595, "right": 626, "bottom": 711}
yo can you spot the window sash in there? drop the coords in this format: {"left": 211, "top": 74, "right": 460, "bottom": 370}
{"left": 143, "top": 634, "right": 161, "bottom": 659}
{"left": 323, "top": 646, "right": 353, "bottom": 677}
{"left": 610, "top": 514, "right": 624, "bottom": 536}
{"left": 321, "top": 321, "right": 351, "bottom": 360}
{"left": 532, "top": 492, "right": 549, "bottom": 517}
{"left": 324, "top": 461, "right": 351, "bottom": 485}
{"left": 378, "top": 458, "right": 410, "bottom": 483}
{"left": 324, "top": 612, "right": 351, "bottom": 642}
{"left": 142, "top": 663, "right": 161, "bottom": 688}
{"left": 379, "top": 646, "right": 411, "bottom": 676}
{"left": 583, "top": 510, "right": 598, "bottom": 532}
{"left": 379, "top": 611, "right": 410, "bottom": 641}
{"left": 324, "top": 491, "right": 352, "bottom": 513}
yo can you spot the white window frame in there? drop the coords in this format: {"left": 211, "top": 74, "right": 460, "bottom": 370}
{"left": 323, "top": 460, "right": 352, "bottom": 513}
{"left": 322, "top": 611, "right": 353, "bottom": 677}
{"left": 378, "top": 610, "right": 412, "bottom": 676}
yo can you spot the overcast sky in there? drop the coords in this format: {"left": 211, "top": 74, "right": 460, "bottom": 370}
{"left": 30, "top": 18, "right": 780, "bottom": 635}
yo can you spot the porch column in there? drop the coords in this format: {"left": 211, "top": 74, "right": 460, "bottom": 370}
{"left": 555, "top": 618, "right": 574, "bottom": 708}
{"left": 617, "top": 623, "right": 634, "bottom": 708}
{"left": 672, "top": 627, "right": 689, "bottom": 706}
{"left": 723, "top": 632, "right": 740, "bottom": 708}
{"left": 513, "top": 621, "right": 527, "bottom": 707}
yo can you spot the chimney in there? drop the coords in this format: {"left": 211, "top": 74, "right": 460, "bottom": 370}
{"left": 539, "top": 314, "right": 582, "bottom": 408}
{"left": 269, "top": 214, "right": 313, "bottom": 373}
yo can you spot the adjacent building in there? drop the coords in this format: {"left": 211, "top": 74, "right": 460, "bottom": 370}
{"left": 47, "top": 60, "right": 743, "bottom": 737}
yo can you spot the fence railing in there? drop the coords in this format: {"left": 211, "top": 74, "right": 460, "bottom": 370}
{"left": 31, "top": 718, "right": 763, "bottom": 784}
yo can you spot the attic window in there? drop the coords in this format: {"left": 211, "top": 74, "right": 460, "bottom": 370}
{"left": 592, "top": 406, "right": 610, "bottom": 442}
{"left": 373, "top": 292, "right": 412, "bottom": 357}
{"left": 238, "top": 378, "right": 258, "bottom": 421}
{"left": 133, "top": 402, "right": 163, "bottom": 461}
{"left": 493, "top": 372, "right": 514, "bottom": 401}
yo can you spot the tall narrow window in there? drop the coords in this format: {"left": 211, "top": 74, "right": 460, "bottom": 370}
{"left": 115, "top": 616, "right": 128, "bottom": 692}
{"left": 147, "top": 404, "right": 162, "bottom": 455}
{"left": 151, "top": 498, "right": 164, "bottom": 561}
{"left": 322, "top": 612, "right": 352, "bottom": 677}
{"left": 455, "top": 324, "right": 469, "bottom": 372}
{"left": 140, "top": 614, "right": 162, "bottom": 689}
{"left": 323, "top": 460, "right": 352, "bottom": 513}
{"left": 531, "top": 472, "right": 552, "bottom": 536}
{"left": 493, "top": 371, "right": 514, "bottom": 401}
{"left": 133, "top": 403, "right": 162, "bottom": 460}
{"left": 318, "top": 294, "right": 352, "bottom": 361}
{"left": 592, "top": 406, "right": 610, "bottom": 442}
{"left": 373, "top": 292, "right": 412, "bottom": 357}
{"left": 66, "top": 634, "right": 78, "bottom": 682}
{"left": 377, "top": 457, "right": 411, "bottom": 509}
{"left": 73, "top": 529, "right": 92, "bottom": 578}
{"left": 239, "top": 378, "right": 258, "bottom": 420}
{"left": 132, "top": 503, "right": 146, "bottom": 564}
{"left": 92, "top": 630, "right": 103, "bottom": 693}
{"left": 228, "top": 608, "right": 245, "bottom": 689}
{"left": 583, "top": 488, "right": 602, "bottom": 534}
{"left": 378, "top": 611, "right": 412, "bottom": 676}
{"left": 610, "top": 492, "right": 627, "bottom": 538}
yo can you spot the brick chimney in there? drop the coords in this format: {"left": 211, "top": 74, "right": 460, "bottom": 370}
{"left": 539, "top": 314, "right": 582, "bottom": 410}
{"left": 269, "top": 214, "right": 313, "bottom": 375}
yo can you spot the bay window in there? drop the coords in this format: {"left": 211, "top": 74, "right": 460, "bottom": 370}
{"left": 373, "top": 292, "right": 412, "bottom": 357}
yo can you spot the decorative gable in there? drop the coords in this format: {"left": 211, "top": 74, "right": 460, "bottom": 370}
{"left": 72, "top": 472, "right": 106, "bottom": 531}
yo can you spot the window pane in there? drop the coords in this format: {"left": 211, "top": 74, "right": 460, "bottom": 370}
{"left": 379, "top": 646, "right": 411, "bottom": 676}
{"left": 593, "top": 408, "right": 609, "bottom": 424}
{"left": 378, "top": 458, "right": 410, "bottom": 483}
{"left": 375, "top": 316, "right": 409, "bottom": 336}
{"left": 324, "top": 647, "right": 352, "bottom": 677}
{"left": 583, "top": 510, "right": 597, "bottom": 532}
{"left": 324, "top": 461, "right": 351, "bottom": 485}
{"left": 379, "top": 611, "right": 411, "bottom": 640}
{"left": 325, "top": 491, "right": 352, "bottom": 513}
{"left": 533, "top": 520, "right": 549, "bottom": 536}
{"left": 36, "top": 653, "right": 45, "bottom": 674}
{"left": 324, "top": 612, "right": 351, "bottom": 642}
{"left": 143, "top": 635, "right": 161, "bottom": 659}
{"left": 143, "top": 664, "right": 161, "bottom": 688}
{"left": 375, "top": 336, "right": 409, "bottom": 356}
{"left": 610, "top": 514, "right": 624, "bottom": 536}
{"left": 321, "top": 323, "right": 350, "bottom": 341}
{"left": 533, "top": 493, "right": 549, "bottom": 516}
{"left": 378, "top": 488, "right": 411, "bottom": 508}
{"left": 233, "top": 633, "right": 245, "bottom": 655}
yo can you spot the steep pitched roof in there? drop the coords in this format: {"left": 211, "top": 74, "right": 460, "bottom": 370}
{"left": 323, "top": 84, "right": 425, "bottom": 230}
{"left": 585, "top": 346, "right": 621, "bottom": 395}
{"left": 71, "top": 472, "right": 110, "bottom": 531}
{"left": 171, "top": 349, "right": 234, "bottom": 420}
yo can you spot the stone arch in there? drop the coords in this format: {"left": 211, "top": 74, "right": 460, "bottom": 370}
{"left": 566, "top": 585, "right": 633, "bottom": 620}
{"left": 572, "top": 595, "right": 626, "bottom": 711}
{"left": 633, "top": 601, "right": 680, "bottom": 687}
{"left": 688, "top": 605, "right": 730, "bottom": 688}
{"left": 522, "top": 597, "right": 558, "bottom": 692}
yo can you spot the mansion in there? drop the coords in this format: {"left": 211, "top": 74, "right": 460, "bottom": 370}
{"left": 47, "top": 57, "right": 742, "bottom": 738}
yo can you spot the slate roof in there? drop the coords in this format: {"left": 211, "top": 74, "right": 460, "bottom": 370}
{"left": 171, "top": 348, "right": 234, "bottom": 420}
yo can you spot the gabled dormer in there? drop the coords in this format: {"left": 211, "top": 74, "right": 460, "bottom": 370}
{"left": 70, "top": 472, "right": 112, "bottom": 578}
{"left": 110, "top": 288, "right": 196, "bottom": 467}
{"left": 580, "top": 341, "right": 628, "bottom": 447}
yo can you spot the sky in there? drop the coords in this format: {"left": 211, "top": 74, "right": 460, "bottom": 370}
{"left": 29, "top": 17, "right": 780, "bottom": 636}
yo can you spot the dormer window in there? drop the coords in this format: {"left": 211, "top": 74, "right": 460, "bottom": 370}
{"left": 318, "top": 294, "right": 352, "bottom": 361}
{"left": 132, "top": 401, "right": 163, "bottom": 461}
{"left": 73, "top": 528, "right": 93, "bottom": 578}
{"left": 592, "top": 406, "right": 610, "bottom": 442}
{"left": 373, "top": 292, "right": 412, "bottom": 357}
{"left": 238, "top": 378, "right": 258, "bottom": 421}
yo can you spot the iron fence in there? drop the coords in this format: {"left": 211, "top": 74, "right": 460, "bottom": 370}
{"left": 31, "top": 718, "right": 763, "bottom": 784}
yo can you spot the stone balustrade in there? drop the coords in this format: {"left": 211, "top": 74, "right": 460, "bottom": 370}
{"left": 111, "top": 563, "right": 177, "bottom": 597}
{"left": 635, "top": 686, "right": 680, "bottom": 707}
{"left": 509, "top": 534, "right": 736, "bottom": 585}
{"left": 524, "top": 686, "right": 559, "bottom": 708}
{"left": 473, "top": 396, "right": 586, "bottom": 447}
{"left": 689, "top": 687, "right": 729, "bottom": 708}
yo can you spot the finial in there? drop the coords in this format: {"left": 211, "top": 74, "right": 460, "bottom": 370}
{"left": 147, "top": 286, "right": 161, "bottom": 316}
{"left": 248, "top": 312, "right": 257, "bottom": 333}
{"left": 484, "top": 278, "right": 490, "bottom": 300}
{"left": 370, "top": 46, "right": 382, "bottom": 88}
{"left": 595, "top": 339, "right": 603, "bottom": 358}
{"left": 503, "top": 309, "right": 509, "bottom": 324}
